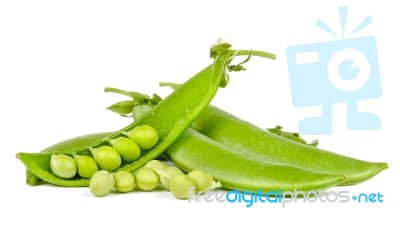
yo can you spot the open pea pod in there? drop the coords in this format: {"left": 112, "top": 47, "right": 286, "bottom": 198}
{"left": 17, "top": 40, "right": 276, "bottom": 187}
{"left": 24, "top": 132, "right": 114, "bottom": 186}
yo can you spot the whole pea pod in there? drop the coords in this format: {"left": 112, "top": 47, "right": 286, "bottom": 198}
{"left": 18, "top": 40, "right": 276, "bottom": 187}
{"left": 191, "top": 105, "right": 388, "bottom": 185}
{"left": 166, "top": 128, "right": 345, "bottom": 192}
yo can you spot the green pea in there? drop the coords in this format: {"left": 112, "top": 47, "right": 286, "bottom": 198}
{"left": 110, "top": 137, "right": 141, "bottom": 162}
{"left": 158, "top": 166, "right": 183, "bottom": 190}
{"left": 144, "top": 160, "right": 167, "bottom": 174}
{"left": 135, "top": 167, "right": 159, "bottom": 191}
{"left": 169, "top": 174, "right": 195, "bottom": 199}
{"left": 91, "top": 146, "right": 121, "bottom": 172}
{"left": 75, "top": 155, "right": 98, "bottom": 178}
{"left": 128, "top": 125, "right": 158, "bottom": 149}
{"left": 50, "top": 154, "right": 77, "bottom": 179}
{"left": 187, "top": 170, "right": 214, "bottom": 192}
{"left": 114, "top": 171, "right": 135, "bottom": 193}
{"left": 89, "top": 170, "right": 115, "bottom": 197}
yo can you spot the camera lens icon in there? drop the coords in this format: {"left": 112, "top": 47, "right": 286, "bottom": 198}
{"left": 328, "top": 48, "right": 371, "bottom": 92}
{"left": 286, "top": 37, "right": 382, "bottom": 134}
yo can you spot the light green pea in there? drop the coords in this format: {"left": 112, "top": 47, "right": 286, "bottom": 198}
{"left": 144, "top": 160, "right": 167, "bottom": 174}
{"left": 110, "top": 137, "right": 141, "bottom": 162}
{"left": 89, "top": 170, "right": 115, "bottom": 197}
{"left": 187, "top": 170, "right": 214, "bottom": 192}
{"left": 91, "top": 146, "right": 121, "bottom": 172}
{"left": 128, "top": 125, "right": 158, "bottom": 149}
{"left": 75, "top": 155, "right": 98, "bottom": 178}
{"left": 50, "top": 154, "right": 77, "bottom": 179}
{"left": 114, "top": 171, "right": 135, "bottom": 193}
{"left": 135, "top": 167, "right": 159, "bottom": 191}
{"left": 158, "top": 166, "right": 183, "bottom": 190}
{"left": 169, "top": 174, "right": 195, "bottom": 199}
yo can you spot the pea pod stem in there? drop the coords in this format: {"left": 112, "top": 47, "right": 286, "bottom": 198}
{"left": 104, "top": 87, "right": 133, "bottom": 98}
{"left": 234, "top": 50, "right": 276, "bottom": 60}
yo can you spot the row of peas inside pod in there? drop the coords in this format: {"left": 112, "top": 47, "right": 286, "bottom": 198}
{"left": 89, "top": 160, "right": 222, "bottom": 198}
{"left": 50, "top": 125, "right": 159, "bottom": 179}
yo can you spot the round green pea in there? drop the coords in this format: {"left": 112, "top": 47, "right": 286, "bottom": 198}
{"left": 187, "top": 170, "right": 214, "bottom": 192}
{"left": 50, "top": 154, "right": 77, "bottom": 179}
{"left": 92, "top": 146, "right": 121, "bottom": 172}
{"left": 114, "top": 171, "right": 135, "bottom": 193}
{"left": 110, "top": 137, "right": 141, "bottom": 162}
{"left": 89, "top": 170, "right": 115, "bottom": 197}
{"left": 135, "top": 167, "right": 159, "bottom": 191}
{"left": 128, "top": 125, "right": 159, "bottom": 149}
{"left": 144, "top": 160, "right": 167, "bottom": 174}
{"left": 75, "top": 155, "right": 98, "bottom": 178}
{"left": 158, "top": 166, "right": 183, "bottom": 190}
{"left": 169, "top": 174, "right": 195, "bottom": 199}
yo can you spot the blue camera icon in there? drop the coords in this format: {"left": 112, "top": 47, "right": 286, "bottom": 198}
{"left": 286, "top": 37, "right": 381, "bottom": 134}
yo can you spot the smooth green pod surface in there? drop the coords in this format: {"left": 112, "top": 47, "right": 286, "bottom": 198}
{"left": 192, "top": 106, "right": 388, "bottom": 185}
{"left": 166, "top": 129, "right": 345, "bottom": 192}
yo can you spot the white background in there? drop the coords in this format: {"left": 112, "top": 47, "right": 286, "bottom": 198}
{"left": 1, "top": 0, "right": 398, "bottom": 232}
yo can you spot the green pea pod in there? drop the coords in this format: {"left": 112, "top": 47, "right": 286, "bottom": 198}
{"left": 191, "top": 105, "right": 388, "bottom": 185}
{"left": 17, "top": 40, "right": 276, "bottom": 187}
{"left": 150, "top": 84, "right": 387, "bottom": 185}
{"left": 25, "top": 132, "right": 115, "bottom": 185}
{"left": 166, "top": 128, "right": 345, "bottom": 192}
{"left": 110, "top": 85, "right": 387, "bottom": 186}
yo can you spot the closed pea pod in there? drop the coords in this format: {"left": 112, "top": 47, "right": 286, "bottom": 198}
{"left": 166, "top": 129, "right": 345, "bottom": 192}
{"left": 191, "top": 105, "right": 388, "bottom": 185}
{"left": 149, "top": 84, "right": 388, "bottom": 185}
